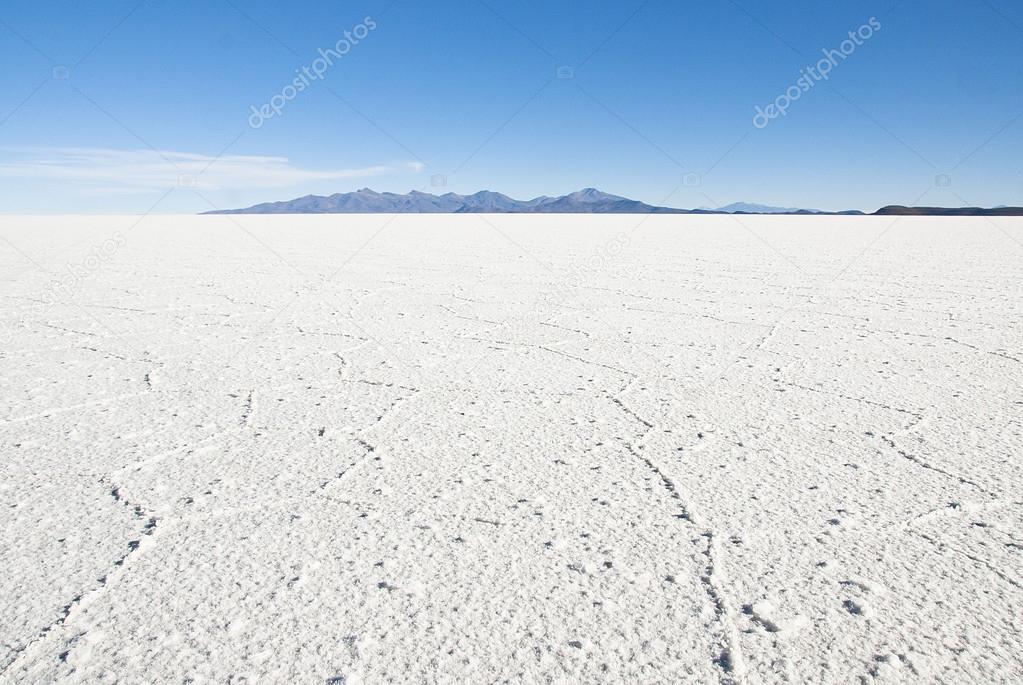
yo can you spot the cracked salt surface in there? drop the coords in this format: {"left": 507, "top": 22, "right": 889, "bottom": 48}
{"left": 0, "top": 214, "right": 1021, "bottom": 683}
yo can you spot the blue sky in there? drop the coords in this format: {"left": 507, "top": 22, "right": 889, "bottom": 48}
{"left": 1, "top": 0, "right": 1021, "bottom": 213}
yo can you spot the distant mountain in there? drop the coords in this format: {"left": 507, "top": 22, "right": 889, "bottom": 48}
{"left": 717, "top": 202, "right": 820, "bottom": 214}
{"left": 203, "top": 188, "right": 693, "bottom": 215}
{"left": 873, "top": 205, "right": 1023, "bottom": 216}
{"left": 201, "top": 189, "right": 1021, "bottom": 216}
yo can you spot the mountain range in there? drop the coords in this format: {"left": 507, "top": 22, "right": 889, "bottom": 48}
{"left": 201, "top": 188, "right": 1023, "bottom": 216}
{"left": 714, "top": 202, "right": 822, "bottom": 214}
{"left": 203, "top": 188, "right": 692, "bottom": 215}
{"left": 873, "top": 205, "right": 1023, "bottom": 216}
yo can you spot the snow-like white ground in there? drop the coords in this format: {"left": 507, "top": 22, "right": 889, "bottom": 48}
{"left": 1, "top": 214, "right": 1021, "bottom": 684}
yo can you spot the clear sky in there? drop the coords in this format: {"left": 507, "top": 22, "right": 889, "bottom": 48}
{"left": 1, "top": 0, "right": 1021, "bottom": 213}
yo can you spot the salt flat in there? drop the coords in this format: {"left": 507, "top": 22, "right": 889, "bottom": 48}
{"left": 0, "top": 214, "right": 1021, "bottom": 684}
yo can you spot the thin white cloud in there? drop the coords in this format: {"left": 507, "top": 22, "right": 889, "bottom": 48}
{"left": 0, "top": 147, "right": 424, "bottom": 192}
